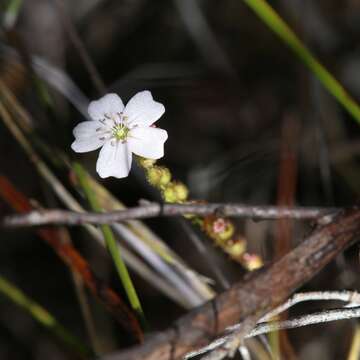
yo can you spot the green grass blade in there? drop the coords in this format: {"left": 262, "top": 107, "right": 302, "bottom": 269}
{"left": 243, "top": 0, "right": 360, "bottom": 124}
{"left": 73, "top": 163, "right": 147, "bottom": 329}
{"left": 0, "top": 275, "right": 91, "bottom": 357}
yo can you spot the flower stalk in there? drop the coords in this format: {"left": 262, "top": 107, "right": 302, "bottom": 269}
{"left": 137, "top": 157, "right": 263, "bottom": 271}
{"left": 73, "top": 162, "right": 147, "bottom": 328}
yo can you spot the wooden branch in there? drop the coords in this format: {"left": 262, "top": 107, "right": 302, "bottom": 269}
{"left": 186, "top": 291, "right": 360, "bottom": 358}
{"left": 260, "top": 290, "right": 360, "bottom": 322}
{"left": 193, "top": 306, "right": 360, "bottom": 359}
{"left": 100, "top": 208, "right": 360, "bottom": 360}
{"left": 2, "top": 203, "right": 339, "bottom": 227}
{"left": 250, "top": 306, "right": 360, "bottom": 338}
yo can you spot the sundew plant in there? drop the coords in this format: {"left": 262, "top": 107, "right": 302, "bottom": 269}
{"left": 1, "top": 1, "right": 360, "bottom": 360}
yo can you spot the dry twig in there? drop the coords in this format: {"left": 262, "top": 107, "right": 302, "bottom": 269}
{"left": 186, "top": 290, "right": 360, "bottom": 358}
{"left": 99, "top": 207, "right": 360, "bottom": 360}
{"left": 2, "top": 203, "right": 339, "bottom": 227}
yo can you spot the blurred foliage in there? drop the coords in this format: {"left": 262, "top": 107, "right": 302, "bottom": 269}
{"left": 1, "top": 0, "right": 360, "bottom": 359}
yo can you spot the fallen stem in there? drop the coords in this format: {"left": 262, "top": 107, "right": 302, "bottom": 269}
{"left": 99, "top": 207, "right": 360, "bottom": 360}
{"left": 1, "top": 203, "right": 339, "bottom": 227}
{"left": 190, "top": 306, "right": 360, "bottom": 360}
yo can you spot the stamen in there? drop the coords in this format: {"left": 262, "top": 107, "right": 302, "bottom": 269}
{"left": 111, "top": 122, "right": 130, "bottom": 141}
{"left": 104, "top": 114, "right": 111, "bottom": 119}
{"left": 99, "top": 137, "right": 106, "bottom": 140}
{"left": 111, "top": 116, "right": 117, "bottom": 126}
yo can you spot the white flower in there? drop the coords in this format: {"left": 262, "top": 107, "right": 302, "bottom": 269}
{"left": 71, "top": 91, "right": 168, "bottom": 179}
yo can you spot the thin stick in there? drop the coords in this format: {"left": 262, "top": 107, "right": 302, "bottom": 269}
{"left": 259, "top": 290, "right": 360, "bottom": 323}
{"left": 185, "top": 291, "right": 360, "bottom": 359}
{"left": 194, "top": 307, "right": 360, "bottom": 360}
{"left": 99, "top": 208, "right": 360, "bottom": 360}
{"left": 252, "top": 306, "right": 360, "bottom": 337}
{"left": 1, "top": 203, "right": 340, "bottom": 227}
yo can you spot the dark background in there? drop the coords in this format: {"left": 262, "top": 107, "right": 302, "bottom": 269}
{"left": 1, "top": 0, "right": 360, "bottom": 359}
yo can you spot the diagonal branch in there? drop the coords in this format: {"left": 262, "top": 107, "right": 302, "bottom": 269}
{"left": 2, "top": 203, "right": 339, "bottom": 227}
{"left": 100, "top": 207, "right": 360, "bottom": 360}
{"left": 250, "top": 306, "right": 360, "bottom": 338}
{"left": 190, "top": 306, "right": 360, "bottom": 360}
{"left": 186, "top": 290, "right": 360, "bottom": 358}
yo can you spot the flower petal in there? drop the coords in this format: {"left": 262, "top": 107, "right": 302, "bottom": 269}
{"left": 124, "top": 90, "right": 165, "bottom": 127}
{"left": 88, "top": 93, "right": 125, "bottom": 120}
{"left": 128, "top": 127, "right": 168, "bottom": 159}
{"left": 71, "top": 121, "right": 105, "bottom": 153}
{"left": 96, "top": 141, "right": 132, "bottom": 178}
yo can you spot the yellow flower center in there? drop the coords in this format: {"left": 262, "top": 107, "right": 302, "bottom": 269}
{"left": 112, "top": 124, "right": 130, "bottom": 141}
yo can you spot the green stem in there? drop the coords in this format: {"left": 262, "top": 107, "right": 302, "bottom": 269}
{"left": 243, "top": 0, "right": 360, "bottom": 125}
{"left": 73, "top": 162, "right": 147, "bottom": 328}
{"left": 0, "top": 275, "right": 90, "bottom": 357}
